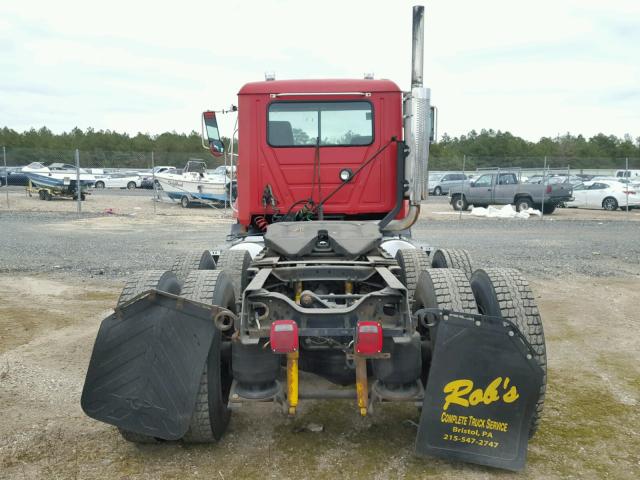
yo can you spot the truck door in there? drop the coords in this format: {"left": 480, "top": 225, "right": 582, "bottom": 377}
{"left": 494, "top": 173, "right": 519, "bottom": 204}
{"left": 468, "top": 174, "right": 494, "bottom": 205}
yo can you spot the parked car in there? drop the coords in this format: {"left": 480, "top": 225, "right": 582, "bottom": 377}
{"left": 449, "top": 171, "right": 573, "bottom": 214}
{"left": 591, "top": 175, "right": 621, "bottom": 181}
{"left": 615, "top": 169, "right": 640, "bottom": 180}
{"left": 427, "top": 172, "right": 444, "bottom": 193}
{"left": 575, "top": 174, "right": 595, "bottom": 182}
{"left": 140, "top": 166, "right": 177, "bottom": 189}
{"left": 94, "top": 173, "right": 142, "bottom": 189}
{"left": 566, "top": 181, "right": 640, "bottom": 211}
{"left": 525, "top": 174, "right": 582, "bottom": 186}
{"left": 429, "top": 172, "right": 467, "bottom": 195}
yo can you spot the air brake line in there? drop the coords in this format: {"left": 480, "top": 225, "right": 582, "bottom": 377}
{"left": 274, "top": 137, "right": 395, "bottom": 223}
{"left": 309, "top": 137, "right": 323, "bottom": 219}
{"left": 313, "top": 137, "right": 396, "bottom": 213}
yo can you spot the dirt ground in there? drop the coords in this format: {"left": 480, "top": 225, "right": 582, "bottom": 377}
{"left": 0, "top": 274, "right": 638, "bottom": 479}
{"left": 0, "top": 190, "right": 639, "bottom": 479}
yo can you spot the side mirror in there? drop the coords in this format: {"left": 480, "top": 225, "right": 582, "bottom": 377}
{"left": 202, "top": 111, "right": 225, "bottom": 158}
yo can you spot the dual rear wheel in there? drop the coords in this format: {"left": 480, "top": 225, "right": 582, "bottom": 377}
{"left": 118, "top": 249, "right": 252, "bottom": 443}
{"left": 396, "top": 248, "right": 546, "bottom": 437}
{"left": 117, "top": 251, "right": 245, "bottom": 444}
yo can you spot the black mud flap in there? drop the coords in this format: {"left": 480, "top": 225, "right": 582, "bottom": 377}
{"left": 81, "top": 291, "right": 218, "bottom": 440}
{"left": 415, "top": 314, "right": 544, "bottom": 471}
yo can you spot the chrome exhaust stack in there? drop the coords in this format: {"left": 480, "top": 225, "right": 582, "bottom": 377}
{"left": 411, "top": 5, "right": 425, "bottom": 88}
{"left": 406, "top": 5, "right": 431, "bottom": 205}
{"left": 386, "top": 5, "right": 431, "bottom": 232}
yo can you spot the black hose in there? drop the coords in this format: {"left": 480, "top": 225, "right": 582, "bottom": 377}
{"left": 314, "top": 137, "right": 396, "bottom": 212}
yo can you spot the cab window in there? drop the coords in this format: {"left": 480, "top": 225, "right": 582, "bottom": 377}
{"left": 445, "top": 174, "right": 466, "bottom": 181}
{"left": 473, "top": 174, "right": 493, "bottom": 187}
{"left": 268, "top": 101, "right": 373, "bottom": 147}
{"left": 497, "top": 173, "right": 517, "bottom": 185}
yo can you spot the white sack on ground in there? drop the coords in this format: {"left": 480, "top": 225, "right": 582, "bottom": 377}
{"left": 470, "top": 204, "right": 542, "bottom": 219}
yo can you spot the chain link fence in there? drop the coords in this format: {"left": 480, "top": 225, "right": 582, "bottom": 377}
{"left": 0, "top": 146, "right": 236, "bottom": 214}
{"left": 2, "top": 146, "right": 639, "bottom": 216}
{"left": 429, "top": 155, "right": 640, "bottom": 173}
{"left": 429, "top": 155, "right": 640, "bottom": 219}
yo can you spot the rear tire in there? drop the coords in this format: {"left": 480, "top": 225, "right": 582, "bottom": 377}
{"left": 171, "top": 250, "right": 217, "bottom": 286}
{"left": 433, "top": 186, "right": 442, "bottom": 196}
{"left": 216, "top": 249, "right": 252, "bottom": 300}
{"left": 180, "top": 270, "right": 235, "bottom": 443}
{"left": 413, "top": 269, "right": 478, "bottom": 388}
{"left": 451, "top": 194, "right": 468, "bottom": 211}
{"left": 395, "top": 248, "right": 431, "bottom": 306}
{"left": 118, "top": 269, "right": 181, "bottom": 305}
{"left": 534, "top": 203, "right": 557, "bottom": 214}
{"left": 127, "top": 181, "right": 136, "bottom": 190}
{"left": 116, "top": 270, "right": 181, "bottom": 443}
{"left": 38, "top": 190, "right": 46, "bottom": 200}
{"left": 181, "top": 196, "right": 190, "bottom": 208}
{"left": 430, "top": 248, "right": 473, "bottom": 279}
{"left": 515, "top": 196, "right": 533, "bottom": 212}
{"left": 469, "top": 268, "right": 546, "bottom": 437}
{"left": 413, "top": 269, "right": 478, "bottom": 318}
{"left": 95, "top": 181, "right": 105, "bottom": 189}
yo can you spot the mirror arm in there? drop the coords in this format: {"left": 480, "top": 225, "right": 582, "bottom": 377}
{"left": 200, "top": 115, "right": 209, "bottom": 150}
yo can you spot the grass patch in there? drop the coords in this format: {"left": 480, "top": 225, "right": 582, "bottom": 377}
{"left": 528, "top": 368, "right": 640, "bottom": 478}
{"left": 77, "top": 290, "right": 119, "bottom": 302}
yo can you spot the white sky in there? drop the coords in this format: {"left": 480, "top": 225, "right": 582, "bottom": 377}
{"left": 1, "top": 0, "right": 639, "bottom": 142}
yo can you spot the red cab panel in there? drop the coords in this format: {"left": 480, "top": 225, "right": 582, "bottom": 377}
{"left": 236, "top": 79, "right": 404, "bottom": 228}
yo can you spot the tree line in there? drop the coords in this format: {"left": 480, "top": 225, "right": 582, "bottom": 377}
{"left": 1, "top": 126, "right": 638, "bottom": 169}
{"left": 0, "top": 126, "right": 237, "bottom": 168}
{"left": 430, "top": 129, "right": 639, "bottom": 170}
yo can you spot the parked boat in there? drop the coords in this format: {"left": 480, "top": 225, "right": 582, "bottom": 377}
{"left": 21, "top": 162, "right": 96, "bottom": 190}
{"left": 155, "top": 160, "right": 235, "bottom": 207}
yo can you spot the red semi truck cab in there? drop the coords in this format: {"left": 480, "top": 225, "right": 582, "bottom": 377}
{"left": 236, "top": 78, "right": 406, "bottom": 230}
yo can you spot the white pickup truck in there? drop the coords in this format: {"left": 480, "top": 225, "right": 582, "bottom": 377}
{"left": 448, "top": 171, "right": 573, "bottom": 214}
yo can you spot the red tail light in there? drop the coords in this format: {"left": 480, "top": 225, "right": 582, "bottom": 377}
{"left": 546, "top": 185, "right": 552, "bottom": 194}
{"left": 270, "top": 320, "right": 299, "bottom": 353}
{"left": 355, "top": 321, "right": 383, "bottom": 355}
{"left": 624, "top": 190, "right": 636, "bottom": 195}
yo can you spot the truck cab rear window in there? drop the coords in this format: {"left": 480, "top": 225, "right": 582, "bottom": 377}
{"left": 268, "top": 101, "right": 373, "bottom": 147}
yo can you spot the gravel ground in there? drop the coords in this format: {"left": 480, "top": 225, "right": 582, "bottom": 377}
{"left": 0, "top": 190, "right": 639, "bottom": 479}
{"left": 1, "top": 191, "right": 638, "bottom": 279}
